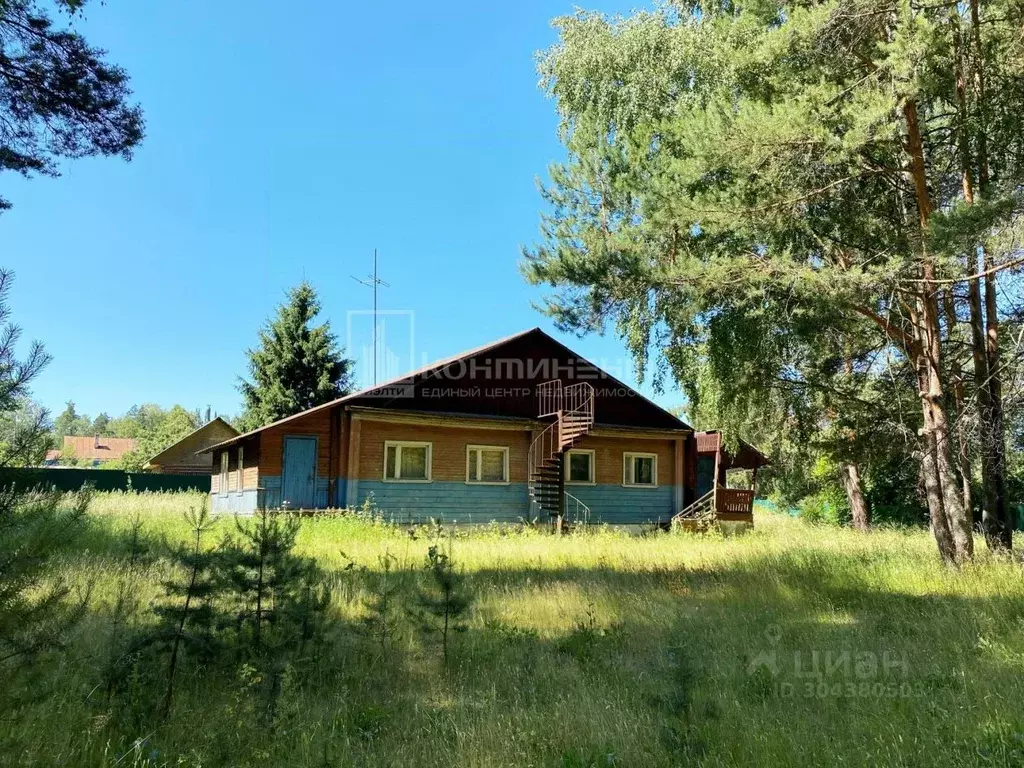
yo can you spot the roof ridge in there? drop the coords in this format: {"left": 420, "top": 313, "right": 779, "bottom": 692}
{"left": 205, "top": 327, "right": 542, "bottom": 450}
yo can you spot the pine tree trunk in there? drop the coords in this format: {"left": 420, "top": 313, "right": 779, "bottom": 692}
{"left": 843, "top": 463, "right": 870, "bottom": 531}
{"left": 982, "top": 256, "right": 1012, "bottom": 550}
{"left": 903, "top": 98, "right": 974, "bottom": 562}
{"left": 967, "top": 272, "right": 1008, "bottom": 550}
{"left": 953, "top": 4, "right": 1011, "bottom": 552}
{"left": 920, "top": 415, "right": 958, "bottom": 565}
{"left": 942, "top": 292, "right": 973, "bottom": 514}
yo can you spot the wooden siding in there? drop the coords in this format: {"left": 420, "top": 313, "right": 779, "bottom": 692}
{"left": 210, "top": 440, "right": 259, "bottom": 494}
{"left": 569, "top": 434, "right": 675, "bottom": 487}
{"left": 696, "top": 431, "right": 721, "bottom": 453}
{"left": 356, "top": 420, "right": 531, "bottom": 483}
{"left": 259, "top": 409, "right": 334, "bottom": 479}
{"left": 148, "top": 419, "right": 238, "bottom": 474}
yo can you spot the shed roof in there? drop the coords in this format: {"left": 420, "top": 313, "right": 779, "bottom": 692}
{"left": 696, "top": 430, "right": 771, "bottom": 470}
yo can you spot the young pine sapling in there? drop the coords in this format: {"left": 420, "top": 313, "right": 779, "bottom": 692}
{"left": 413, "top": 544, "right": 473, "bottom": 665}
{"left": 152, "top": 502, "right": 219, "bottom": 720}
{"left": 363, "top": 550, "right": 403, "bottom": 657}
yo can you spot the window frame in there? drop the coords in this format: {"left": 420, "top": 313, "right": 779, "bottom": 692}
{"left": 219, "top": 450, "right": 229, "bottom": 495}
{"left": 465, "top": 444, "right": 510, "bottom": 485}
{"left": 237, "top": 446, "right": 245, "bottom": 494}
{"left": 383, "top": 440, "right": 433, "bottom": 483}
{"left": 622, "top": 451, "right": 659, "bottom": 488}
{"left": 564, "top": 448, "right": 596, "bottom": 485}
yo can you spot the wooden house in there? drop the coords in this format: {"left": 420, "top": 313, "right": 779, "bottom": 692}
{"left": 144, "top": 417, "right": 239, "bottom": 475}
{"left": 203, "top": 328, "right": 763, "bottom": 526}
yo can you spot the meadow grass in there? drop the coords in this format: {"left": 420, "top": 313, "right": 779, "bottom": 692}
{"left": 4, "top": 492, "right": 1024, "bottom": 767}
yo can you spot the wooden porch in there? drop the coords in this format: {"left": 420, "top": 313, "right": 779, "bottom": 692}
{"left": 668, "top": 431, "right": 769, "bottom": 529}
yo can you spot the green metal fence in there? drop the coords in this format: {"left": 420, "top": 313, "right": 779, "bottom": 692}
{"left": 0, "top": 468, "right": 210, "bottom": 494}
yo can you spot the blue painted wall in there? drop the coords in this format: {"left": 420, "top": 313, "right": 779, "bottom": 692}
{"left": 356, "top": 481, "right": 531, "bottom": 524}
{"left": 211, "top": 489, "right": 261, "bottom": 513}
{"left": 213, "top": 475, "right": 674, "bottom": 524}
{"left": 263, "top": 475, "right": 282, "bottom": 509}
{"left": 354, "top": 481, "right": 674, "bottom": 525}
{"left": 210, "top": 474, "right": 329, "bottom": 514}
{"left": 261, "top": 475, "right": 328, "bottom": 509}
{"left": 563, "top": 485, "right": 675, "bottom": 525}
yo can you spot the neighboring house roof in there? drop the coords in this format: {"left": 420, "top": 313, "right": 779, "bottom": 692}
{"left": 205, "top": 327, "right": 693, "bottom": 452}
{"left": 45, "top": 435, "right": 138, "bottom": 464}
{"left": 145, "top": 417, "right": 240, "bottom": 470}
{"left": 696, "top": 430, "right": 771, "bottom": 470}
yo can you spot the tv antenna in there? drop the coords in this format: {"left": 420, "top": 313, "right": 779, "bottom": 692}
{"left": 351, "top": 248, "right": 390, "bottom": 385}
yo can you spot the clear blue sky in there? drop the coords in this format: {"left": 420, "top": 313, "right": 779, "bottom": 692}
{"left": 4, "top": 0, "right": 682, "bottom": 421}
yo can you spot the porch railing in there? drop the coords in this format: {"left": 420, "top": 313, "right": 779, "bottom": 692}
{"left": 716, "top": 487, "right": 755, "bottom": 515}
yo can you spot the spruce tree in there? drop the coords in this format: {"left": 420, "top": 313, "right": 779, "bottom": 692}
{"left": 238, "top": 282, "right": 353, "bottom": 431}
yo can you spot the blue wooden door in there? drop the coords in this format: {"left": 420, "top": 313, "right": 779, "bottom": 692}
{"left": 696, "top": 455, "right": 716, "bottom": 499}
{"left": 282, "top": 437, "right": 317, "bottom": 509}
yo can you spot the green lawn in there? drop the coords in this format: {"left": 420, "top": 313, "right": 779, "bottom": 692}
{"left": 5, "top": 492, "right": 1024, "bottom": 767}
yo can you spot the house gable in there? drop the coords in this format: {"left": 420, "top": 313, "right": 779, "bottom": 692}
{"left": 344, "top": 328, "right": 688, "bottom": 431}
{"left": 147, "top": 417, "right": 240, "bottom": 473}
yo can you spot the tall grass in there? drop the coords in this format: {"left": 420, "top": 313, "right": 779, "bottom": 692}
{"left": 4, "top": 492, "right": 1024, "bottom": 767}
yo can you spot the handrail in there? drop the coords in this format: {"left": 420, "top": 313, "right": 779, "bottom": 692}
{"left": 673, "top": 488, "right": 715, "bottom": 522}
{"left": 559, "top": 382, "right": 595, "bottom": 445}
{"left": 537, "top": 380, "right": 563, "bottom": 417}
{"left": 673, "top": 485, "right": 755, "bottom": 523}
{"left": 527, "top": 419, "right": 560, "bottom": 500}
{"left": 564, "top": 491, "right": 590, "bottom": 527}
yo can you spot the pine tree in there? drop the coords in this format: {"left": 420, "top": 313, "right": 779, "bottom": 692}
{"left": 363, "top": 550, "right": 403, "bottom": 657}
{"left": 0, "top": 0, "right": 144, "bottom": 211}
{"left": 0, "top": 270, "right": 89, "bottom": 677}
{"left": 0, "top": 486, "right": 90, "bottom": 669}
{"left": 412, "top": 544, "right": 472, "bottom": 665}
{"left": 151, "top": 503, "right": 220, "bottom": 720}
{"left": 238, "top": 282, "right": 353, "bottom": 431}
{"left": 219, "top": 509, "right": 330, "bottom": 657}
{"left": 218, "top": 509, "right": 331, "bottom": 721}
{"left": 100, "top": 514, "right": 149, "bottom": 704}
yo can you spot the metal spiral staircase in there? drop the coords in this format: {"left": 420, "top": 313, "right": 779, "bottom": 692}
{"left": 528, "top": 380, "right": 595, "bottom": 532}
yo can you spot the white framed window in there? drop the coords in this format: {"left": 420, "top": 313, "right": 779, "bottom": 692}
{"left": 466, "top": 445, "right": 509, "bottom": 484}
{"left": 237, "top": 446, "right": 245, "bottom": 493}
{"left": 219, "top": 451, "right": 229, "bottom": 493}
{"left": 623, "top": 452, "right": 658, "bottom": 487}
{"left": 565, "top": 449, "right": 595, "bottom": 485}
{"left": 384, "top": 441, "right": 432, "bottom": 482}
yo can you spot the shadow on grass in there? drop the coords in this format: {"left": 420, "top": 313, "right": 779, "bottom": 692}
{"left": 17, "top": 522, "right": 1024, "bottom": 767}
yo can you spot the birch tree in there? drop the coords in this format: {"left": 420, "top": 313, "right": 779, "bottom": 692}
{"left": 525, "top": 0, "right": 1024, "bottom": 562}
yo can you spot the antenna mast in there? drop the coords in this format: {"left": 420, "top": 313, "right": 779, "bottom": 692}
{"left": 351, "top": 248, "right": 390, "bottom": 385}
